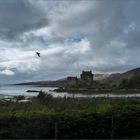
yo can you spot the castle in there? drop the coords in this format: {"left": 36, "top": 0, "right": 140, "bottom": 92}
{"left": 67, "top": 71, "right": 94, "bottom": 86}
{"left": 67, "top": 76, "right": 78, "bottom": 86}
{"left": 80, "top": 71, "right": 94, "bottom": 82}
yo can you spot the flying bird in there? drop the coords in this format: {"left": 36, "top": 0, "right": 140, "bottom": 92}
{"left": 36, "top": 52, "right": 40, "bottom": 57}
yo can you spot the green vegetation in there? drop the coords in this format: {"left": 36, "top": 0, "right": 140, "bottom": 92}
{"left": 119, "top": 75, "right": 140, "bottom": 89}
{"left": 54, "top": 74, "right": 140, "bottom": 93}
{"left": 1, "top": 93, "right": 140, "bottom": 138}
{"left": 54, "top": 86, "right": 140, "bottom": 94}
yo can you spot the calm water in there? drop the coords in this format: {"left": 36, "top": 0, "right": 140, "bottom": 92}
{"left": 0, "top": 85, "right": 140, "bottom": 98}
{"left": 0, "top": 85, "right": 56, "bottom": 97}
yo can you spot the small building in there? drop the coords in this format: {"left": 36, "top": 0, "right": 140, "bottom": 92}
{"left": 67, "top": 76, "right": 78, "bottom": 86}
{"left": 80, "top": 71, "right": 94, "bottom": 81}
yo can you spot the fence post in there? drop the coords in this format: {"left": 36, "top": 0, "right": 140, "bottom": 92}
{"left": 111, "top": 115, "right": 114, "bottom": 139}
{"left": 54, "top": 122, "right": 58, "bottom": 139}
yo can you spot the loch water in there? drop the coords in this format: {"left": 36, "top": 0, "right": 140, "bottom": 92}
{"left": 0, "top": 85, "right": 140, "bottom": 98}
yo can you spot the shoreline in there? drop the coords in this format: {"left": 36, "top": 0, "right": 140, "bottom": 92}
{"left": 53, "top": 88, "right": 140, "bottom": 94}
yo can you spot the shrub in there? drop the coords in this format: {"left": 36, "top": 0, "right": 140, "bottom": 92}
{"left": 14, "top": 95, "right": 25, "bottom": 101}
{"left": 37, "top": 91, "right": 46, "bottom": 100}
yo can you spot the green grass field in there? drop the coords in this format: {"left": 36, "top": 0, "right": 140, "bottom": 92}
{"left": 0, "top": 93, "right": 140, "bottom": 139}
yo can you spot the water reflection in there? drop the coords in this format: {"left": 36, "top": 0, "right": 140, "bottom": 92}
{"left": 0, "top": 85, "right": 140, "bottom": 98}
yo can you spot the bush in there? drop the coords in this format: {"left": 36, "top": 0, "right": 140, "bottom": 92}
{"left": 37, "top": 91, "right": 46, "bottom": 100}
{"left": 14, "top": 95, "right": 25, "bottom": 101}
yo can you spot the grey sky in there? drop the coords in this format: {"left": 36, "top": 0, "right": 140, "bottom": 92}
{"left": 0, "top": 0, "right": 140, "bottom": 83}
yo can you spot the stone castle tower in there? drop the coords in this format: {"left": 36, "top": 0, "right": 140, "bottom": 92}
{"left": 80, "top": 71, "right": 94, "bottom": 82}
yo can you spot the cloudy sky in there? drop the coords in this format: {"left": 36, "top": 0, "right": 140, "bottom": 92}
{"left": 0, "top": 0, "right": 140, "bottom": 83}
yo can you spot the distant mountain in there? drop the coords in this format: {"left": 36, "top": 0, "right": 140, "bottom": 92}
{"left": 16, "top": 78, "right": 68, "bottom": 87}
{"left": 105, "top": 68, "right": 140, "bottom": 82}
{"left": 16, "top": 68, "right": 140, "bottom": 87}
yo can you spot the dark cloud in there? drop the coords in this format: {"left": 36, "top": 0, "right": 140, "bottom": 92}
{"left": 0, "top": 0, "right": 49, "bottom": 40}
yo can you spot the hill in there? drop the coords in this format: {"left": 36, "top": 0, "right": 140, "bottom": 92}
{"left": 16, "top": 68, "right": 140, "bottom": 89}
{"left": 16, "top": 78, "right": 68, "bottom": 87}
{"left": 106, "top": 68, "right": 140, "bottom": 81}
